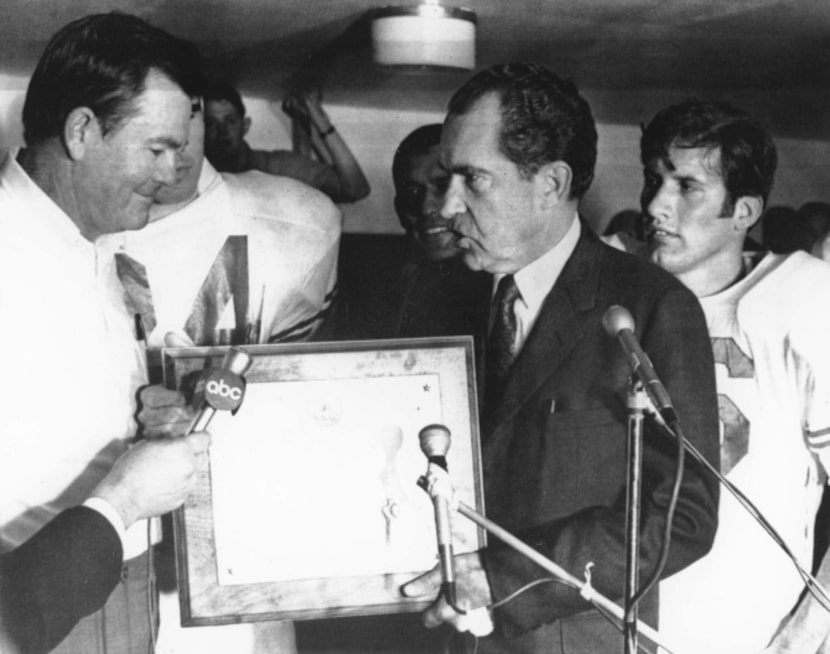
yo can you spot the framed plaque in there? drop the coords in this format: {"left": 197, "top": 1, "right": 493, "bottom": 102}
{"left": 162, "top": 337, "right": 485, "bottom": 626}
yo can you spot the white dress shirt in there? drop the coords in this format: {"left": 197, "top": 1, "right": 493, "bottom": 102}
{"left": 492, "top": 215, "right": 581, "bottom": 355}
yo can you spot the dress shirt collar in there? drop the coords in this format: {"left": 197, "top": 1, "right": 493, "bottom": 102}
{"left": 491, "top": 214, "right": 581, "bottom": 352}
{"left": 2, "top": 147, "right": 92, "bottom": 251}
{"left": 493, "top": 214, "right": 581, "bottom": 308}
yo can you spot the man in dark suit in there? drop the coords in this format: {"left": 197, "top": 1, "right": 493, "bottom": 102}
{"left": 403, "top": 63, "right": 720, "bottom": 653}
{"left": 0, "top": 431, "right": 210, "bottom": 654}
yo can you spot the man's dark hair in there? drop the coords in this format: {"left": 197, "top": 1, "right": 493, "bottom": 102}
{"left": 22, "top": 12, "right": 203, "bottom": 146}
{"left": 447, "top": 63, "right": 597, "bottom": 199}
{"left": 640, "top": 98, "right": 778, "bottom": 212}
{"left": 392, "top": 124, "right": 443, "bottom": 189}
{"left": 203, "top": 81, "right": 246, "bottom": 118}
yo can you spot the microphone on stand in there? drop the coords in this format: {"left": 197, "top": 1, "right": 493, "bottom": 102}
{"left": 602, "top": 305, "right": 678, "bottom": 428}
{"left": 187, "top": 347, "right": 253, "bottom": 434}
{"left": 418, "top": 424, "right": 459, "bottom": 609}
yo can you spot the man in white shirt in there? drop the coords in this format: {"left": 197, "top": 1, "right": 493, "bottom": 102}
{"left": 0, "top": 12, "right": 202, "bottom": 653}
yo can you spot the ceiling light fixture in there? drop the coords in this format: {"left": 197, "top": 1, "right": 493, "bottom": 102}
{"left": 370, "top": 1, "right": 477, "bottom": 71}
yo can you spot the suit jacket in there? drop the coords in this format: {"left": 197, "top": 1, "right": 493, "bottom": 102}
{"left": 334, "top": 235, "right": 490, "bottom": 342}
{"left": 470, "top": 225, "right": 720, "bottom": 653}
{"left": 0, "top": 506, "right": 123, "bottom": 654}
{"left": 393, "top": 257, "right": 491, "bottom": 340}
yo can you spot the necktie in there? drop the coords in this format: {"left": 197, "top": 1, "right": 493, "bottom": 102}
{"left": 485, "top": 274, "right": 520, "bottom": 407}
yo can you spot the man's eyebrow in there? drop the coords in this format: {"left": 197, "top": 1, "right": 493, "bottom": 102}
{"left": 445, "top": 163, "right": 488, "bottom": 176}
{"left": 149, "top": 136, "right": 185, "bottom": 149}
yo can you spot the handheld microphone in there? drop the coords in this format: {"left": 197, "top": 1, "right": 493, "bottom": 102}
{"left": 418, "top": 424, "right": 458, "bottom": 608}
{"left": 602, "top": 305, "right": 678, "bottom": 427}
{"left": 188, "top": 347, "right": 253, "bottom": 434}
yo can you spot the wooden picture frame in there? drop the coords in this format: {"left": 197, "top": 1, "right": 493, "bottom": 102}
{"left": 162, "top": 337, "right": 485, "bottom": 626}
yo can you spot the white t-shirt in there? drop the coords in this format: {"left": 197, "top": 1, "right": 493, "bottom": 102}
{"left": 659, "top": 251, "right": 830, "bottom": 653}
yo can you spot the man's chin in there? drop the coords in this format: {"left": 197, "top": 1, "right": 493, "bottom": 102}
{"left": 459, "top": 249, "right": 485, "bottom": 271}
{"left": 424, "top": 249, "right": 461, "bottom": 263}
{"left": 420, "top": 233, "right": 461, "bottom": 260}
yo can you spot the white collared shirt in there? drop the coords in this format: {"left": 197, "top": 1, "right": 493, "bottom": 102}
{"left": 492, "top": 215, "right": 581, "bottom": 355}
{"left": 0, "top": 148, "right": 152, "bottom": 558}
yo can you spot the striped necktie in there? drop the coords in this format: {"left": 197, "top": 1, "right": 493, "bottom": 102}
{"left": 484, "top": 274, "right": 520, "bottom": 408}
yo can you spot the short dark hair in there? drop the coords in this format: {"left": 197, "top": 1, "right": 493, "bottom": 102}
{"left": 203, "top": 81, "right": 246, "bottom": 117}
{"left": 392, "top": 124, "right": 443, "bottom": 188}
{"left": 22, "top": 12, "right": 203, "bottom": 146}
{"left": 447, "top": 63, "right": 597, "bottom": 199}
{"left": 640, "top": 98, "right": 778, "bottom": 212}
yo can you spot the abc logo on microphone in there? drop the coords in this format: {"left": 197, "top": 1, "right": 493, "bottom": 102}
{"left": 202, "top": 369, "right": 246, "bottom": 412}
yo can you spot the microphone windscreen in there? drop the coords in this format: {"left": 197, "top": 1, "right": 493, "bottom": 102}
{"left": 602, "top": 305, "right": 635, "bottom": 337}
{"left": 419, "top": 424, "right": 451, "bottom": 458}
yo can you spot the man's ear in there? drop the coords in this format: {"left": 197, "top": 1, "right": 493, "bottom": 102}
{"left": 538, "top": 160, "right": 572, "bottom": 209}
{"left": 63, "top": 107, "right": 98, "bottom": 161}
{"left": 243, "top": 116, "right": 251, "bottom": 135}
{"left": 733, "top": 195, "right": 764, "bottom": 231}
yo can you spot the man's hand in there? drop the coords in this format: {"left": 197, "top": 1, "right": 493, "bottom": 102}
{"left": 401, "top": 551, "right": 495, "bottom": 635}
{"left": 136, "top": 384, "right": 194, "bottom": 438}
{"left": 90, "top": 431, "right": 211, "bottom": 529}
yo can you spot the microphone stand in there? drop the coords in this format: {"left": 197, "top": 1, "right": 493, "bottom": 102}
{"left": 452, "top": 500, "right": 679, "bottom": 653}
{"left": 624, "top": 378, "right": 647, "bottom": 654}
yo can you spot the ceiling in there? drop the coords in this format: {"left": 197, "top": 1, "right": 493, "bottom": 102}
{"left": 2, "top": 0, "right": 829, "bottom": 133}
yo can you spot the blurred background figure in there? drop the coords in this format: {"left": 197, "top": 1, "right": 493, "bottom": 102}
{"left": 335, "top": 123, "right": 489, "bottom": 340}
{"left": 760, "top": 204, "right": 812, "bottom": 254}
{"left": 204, "top": 81, "right": 369, "bottom": 203}
{"left": 392, "top": 123, "right": 458, "bottom": 263}
{"left": 600, "top": 208, "right": 649, "bottom": 257}
{"left": 796, "top": 201, "right": 830, "bottom": 262}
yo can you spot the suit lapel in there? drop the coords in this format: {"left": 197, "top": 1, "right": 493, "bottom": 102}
{"left": 484, "top": 226, "right": 604, "bottom": 432}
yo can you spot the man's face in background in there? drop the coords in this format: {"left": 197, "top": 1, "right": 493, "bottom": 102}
{"left": 395, "top": 144, "right": 460, "bottom": 262}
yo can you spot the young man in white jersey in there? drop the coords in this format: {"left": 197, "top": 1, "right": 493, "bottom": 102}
{"left": 99, "top": 98, "right": 341, "bottom": 363}
{"left": 641, "top": 98, "right": 830, "bottom": 653}
{"left": 100, "top": 97, "right": 341, "bottom": 654}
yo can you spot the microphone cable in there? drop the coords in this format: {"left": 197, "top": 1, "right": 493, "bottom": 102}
{"left": 626, "top": 414, "right": 686, "bottom": 621}
{"left": 654, "top": 415, "right": 830, "bottom": 613}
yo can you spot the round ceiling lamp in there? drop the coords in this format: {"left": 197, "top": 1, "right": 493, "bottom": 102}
{"left": 370, "top": 2, "right": 477, "bottom": 71}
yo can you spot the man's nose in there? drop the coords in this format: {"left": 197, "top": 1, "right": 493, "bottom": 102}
{"left": 423, "top": 188, "right": 444, "bottom": 220}
{"left": 154, "top": 150, "right": 178, "bottom": 186}
{"left": 440, "top": 177, "right": 466, "bottom": 220}
{"left": 644, "top": 183, "right": 672, "bottom": 221}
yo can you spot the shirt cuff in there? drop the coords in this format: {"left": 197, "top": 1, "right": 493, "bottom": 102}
{"left": 82, "top": 497, "right": 128, "bottom": 557}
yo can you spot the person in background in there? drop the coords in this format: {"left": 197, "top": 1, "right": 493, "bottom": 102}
{"left": 600, "top": 208, "right": 649, "bottom": 257}
{"left": 402, "top": 63, "right": 720, "bottom": 654}
{"left": 340, "top": 123, "right": 489, "bottom": 339}
{"left": 0, "top": 431, "right": 210, "bottom": 654}
{"left": 797, "top": 200, "right": 830, "bottom": 262}
{"left": 203, "top": 81, "right": 370, "bottom": 203}
{"left": 102, "top": 96, "right": 342, "bottom": 653}
{"left": 640, "top": 98, "right": 830, "bottom": 654}
{"left": 101, "top": 96, "right": 341, "bottom": 364}
{"left": 0, "top": 12, "right": 202, "bottom": 653}
{"left": 760, "top": 204, "right": 810, "bottom": 254}
{"left": 393, "top": 124, "right": 462, "bottom": 264}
